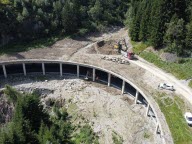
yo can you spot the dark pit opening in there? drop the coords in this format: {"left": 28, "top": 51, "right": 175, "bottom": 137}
{"left": 80, "top": 66, "right": 92, "bottom": 78}
{"left": 125, "top": 82, "right": 136, "bottom": 96}
{"left": 45, "top": 63, "right": 59, "bottom": 73}
{"left": 62, "top": 64, "right": 77, "bottom": 75}
{"left": 6, "top": 64, "right": 23, "bottom": 74}
{"left": 95, "top": 70, "right": 108, "bottom": 82}
{"left": 26, "top": 63, "right": 42, "bottom": 73}
{"left": 111, "top": 75, "right": 123, "bottom": 89}
{"left": 138, "top": 94, "right": 148, "bottom": 106}
{"left": 0, "top": 66, "right": 4, "bottom": 76}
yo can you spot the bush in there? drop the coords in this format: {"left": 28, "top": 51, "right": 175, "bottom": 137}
{"left": 189, "top": 80, "right": 192, "bottom": 88}
{"left": 78, "top": 28, "right": 89, "bottom": 36}
{"left": 131, "top": 41, "right": 149, "bottom": 54}
{"left": 73, "top": 124, "right": 98, "bottom": 144}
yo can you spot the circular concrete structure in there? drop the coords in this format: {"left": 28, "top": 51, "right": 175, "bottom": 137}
{"left": 0, "top": 59, "right": 173, "bottom": 144}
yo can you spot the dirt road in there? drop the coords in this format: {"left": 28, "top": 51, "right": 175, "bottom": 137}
{"left": 130, "top": 58, "right": 192, "bottom": 103}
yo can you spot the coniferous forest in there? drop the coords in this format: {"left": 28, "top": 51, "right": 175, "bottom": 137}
{"left": 0, "top": 0, "right": 129, "bottom": 42}
{"left": 0, "top": 0, "right": 192, "bottom": 56}
{"left": 0, "top": 86, "right": 99, "bottom": 144}
{"left": 127, "top": 0, "right": 192, "bottom": 56}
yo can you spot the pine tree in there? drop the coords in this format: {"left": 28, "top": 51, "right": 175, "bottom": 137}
{"left": 129, "top": 1, "right": 140, "bottom": 41}
{"left": 61, "top": 0, "right": 78, "bottom": 33}
{"left": 164, "top": 16, "right": 185, "bottom": 55}
{"left": 186, "top": 21, "right": 192, "bottom": 52}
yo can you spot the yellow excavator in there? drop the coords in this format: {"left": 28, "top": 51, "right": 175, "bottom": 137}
{"left": 114, "top": 39, "right": 128, "bottom": 53}
{"left": 114, "top": 39, "right": 135, "bottom": 60}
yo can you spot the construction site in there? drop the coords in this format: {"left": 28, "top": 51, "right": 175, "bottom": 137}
{"left": 0, "top": 27, "right": 192, "bottom": 144}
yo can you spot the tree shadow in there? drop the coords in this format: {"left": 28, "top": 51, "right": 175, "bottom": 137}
{"left": 7, "top": 53, "right": 25, "bottom": 59}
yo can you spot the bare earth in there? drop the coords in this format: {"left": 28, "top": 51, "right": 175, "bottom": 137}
{"left": 0, "top": 75, "right": 161, "bottom": 144}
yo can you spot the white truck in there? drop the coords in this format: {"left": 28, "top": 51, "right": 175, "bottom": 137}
{"left": 158, "top": 83, "right": 174, "bottom": 91}
{"left": 184, "top": 112, "right": 192, "bottom": 126}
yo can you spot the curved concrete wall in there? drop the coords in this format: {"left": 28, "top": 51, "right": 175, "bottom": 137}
{"left": 0, "top": 59, "right": 173, "bottom": 144}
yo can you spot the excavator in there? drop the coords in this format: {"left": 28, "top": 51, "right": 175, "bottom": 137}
{"left": 114, "top": 39, "right": 135, "bottom": 60}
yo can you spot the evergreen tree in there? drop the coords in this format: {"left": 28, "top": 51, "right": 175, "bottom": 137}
{"left": 164, "top": 17, "right": 185, "bottom": 55}
{"left": 186, "top": 21, "right": 192, "bottom": 52}
{"left": 61, "top": 0, "right": 78, "bottom": 33}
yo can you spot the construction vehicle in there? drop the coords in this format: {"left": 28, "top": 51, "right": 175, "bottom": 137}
{"left": 114, "top": 39, "right": 135, "bottom": 60}
{"left": 114, "top": 39, "right": 128, "bottom": 53}
{"left": 127, "top": 52, "right": 135, "bottom": 60}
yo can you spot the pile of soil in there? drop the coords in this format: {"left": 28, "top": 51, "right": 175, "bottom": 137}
{"left": 97, "top": 40, "right": 119, "bottom": 55}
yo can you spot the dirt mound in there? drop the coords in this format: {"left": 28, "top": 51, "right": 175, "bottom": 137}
{"left": 98, "top": 40, "right": 119, "bottom": 55}
{"left": 87, "top": 40, "right": 119, "bottom": 55}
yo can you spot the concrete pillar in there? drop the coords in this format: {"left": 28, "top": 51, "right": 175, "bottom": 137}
{"left": 77, "top": 65, "right": 79, "bottom": 78}
{"left": 22, "top": 63, "right": 26, "bottom": 76}
{"left": 108, "top": 73, "right": 111, "bottom": 87}
{"left": 93, "top": 68, "right": 95, "bottom": 81}
{"left": 121, "top": 80, "right": 125, "bottom": 94}
{"left": 146, "top": 104, "right": 150, "bottom": 116}
{"left": 60, "top": 63, "right": 63, "bottom": 77}
{"left": 155, "top": 124, "right": 159, "bottom": 134}
{"left": 42, "top": 63, "right": 45, "bottom": 75}
{"left": 2, "top": 65, "right": 7, "bottom": 78}
{"left": 135, "top": 90, "right": 139, "bottom": 104}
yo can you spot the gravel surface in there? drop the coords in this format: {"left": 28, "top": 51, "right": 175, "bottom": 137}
{"left": 0, "top": 75, "right": 162, "bottom": 144}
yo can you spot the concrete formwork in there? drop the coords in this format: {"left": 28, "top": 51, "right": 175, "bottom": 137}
{"left": 124, "top": 82, "right": 136, "bottom": 96}
{"left": 95, "top": 69, "right": 108, "bottom": 83}
{"left": 44, "top": 63, "right": 60, "bottom": 73}
{"left": 0, "top": 66, "right": 3, "bottom": 76}
{"left": 6, "top": 64, "right": 23, "bottom": 75}
{"left": 62, "top": 64, "right": 77, "bottom": 75}
{"left": 25, "top": 63, "right": 42, "bottom": 73}
{"left": 111, "top": 75, "right": 123, "bottom": 89}
{"left": 79, "top": 66, "right": 92, "bottom": 78}
{"left": 0, "top": 59, "right": 173, "bottom": 144}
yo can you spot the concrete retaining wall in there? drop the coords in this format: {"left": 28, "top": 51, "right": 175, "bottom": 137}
{"left": 0, "top": 59, "right": 173, "bottom": 144}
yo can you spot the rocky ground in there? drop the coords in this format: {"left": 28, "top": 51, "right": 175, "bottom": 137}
{"left": 0, "top": 27, "right": 191, "bottom": 144}
{"left": 0, "top": 74, "right": 161, "bottom": 144}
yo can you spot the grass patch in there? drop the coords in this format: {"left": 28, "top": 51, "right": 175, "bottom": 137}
{"left": 0, "top": 36, "right": 60, "bottom": 55}
{"left": 189, "top": 80, "right": 192, "bottom": 88}
{"left": 131, "top": 41, "right": 149, "bottom": 54}
{"left": 139, "top": 51, "right": 192, "bottom": 79}
{"left": 143, "top": 132, "right": 150, "bottom": 139}
{"left": 112, "top": 131, "right": 123, "bottom": 144}
{"left": 67, "top": 103, "right": 78, "bottom": 114}
{"left": 156, "top": 95, "right": 192, "bottom": 144}
{"left": 73, "top": 124, "right": 99, "bottom": 144}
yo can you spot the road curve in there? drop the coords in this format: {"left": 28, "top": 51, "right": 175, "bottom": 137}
{"left": 130, "top": 57, "right": 192, "bottom": 104}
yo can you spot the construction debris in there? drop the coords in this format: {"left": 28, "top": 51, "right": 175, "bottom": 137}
{"left": 101, "top": 56, "right": 130, "bottom": 65}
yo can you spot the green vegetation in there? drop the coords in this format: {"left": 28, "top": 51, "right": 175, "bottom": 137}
{"left": 112, "top": 131, "right": 123, "bottom": 144}
{"left": 143, "top": 132, "right": 150, "bottom": 139}
{"left": 0, "top": 86, "right": 98, "bottom": 144}
{"left": 0, "top": 0, "right": 130, "bottom": 54}
{"left": 0, "top": 0, "right": 10, "bottom": 4}
{"left": 131, "top": 40, "right": 192, "bottom": 80}
{"left": 189, "top": 80, "right": 192, "bottom": 88}
{"left": 131, "top": 40, "right": 149, "bottom": 54}
{"left": 0, "top": 36, "right": 60, "bottom": 55}
{"left": 156, "top": 95, "right": 192, "bottom": 144}
{"left": 128, "top": 0, "right": 192, "bottom": 56}
{"left": 73, "top": 124, "right": 99, "bottom": 144}
{"left": 139, "top": 51, "right": 192, "bottom": 79}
